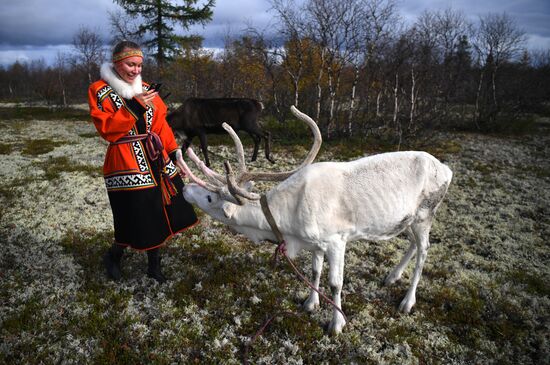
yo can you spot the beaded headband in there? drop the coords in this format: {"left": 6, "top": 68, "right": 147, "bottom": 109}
{"left": 113, "top": 49, "right": 143, "bottom": 63}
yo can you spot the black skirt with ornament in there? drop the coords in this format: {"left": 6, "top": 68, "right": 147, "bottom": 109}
{"left": 107, "top": 172, "right": 198, "bottom": 250}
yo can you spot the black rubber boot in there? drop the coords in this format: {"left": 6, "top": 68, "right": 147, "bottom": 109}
{"left": 103, "top": 244, "right": 125, "bottom": 281}
{"left": 147, "top": 248, "right": 167, "bottom": 283}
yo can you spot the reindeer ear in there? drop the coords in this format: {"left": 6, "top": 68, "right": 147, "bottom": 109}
{"left": 222, "top": 202, "right": 238, "bottom": 218}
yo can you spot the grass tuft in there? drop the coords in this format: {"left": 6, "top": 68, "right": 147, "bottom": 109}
{"left": 0, "top": 143, "right": 13, "bottom": 154}
{"left": 21, "top": 139, "right": 67, "bottom": 156}
{"left": 506, "top": 269, "right": 550, "bottom": 297}
{"left": 34, "top": 156, "right": 102, "bottom": 180}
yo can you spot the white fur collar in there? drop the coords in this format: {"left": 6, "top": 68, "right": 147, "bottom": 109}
{"left": 100, "top": 62, "right": 143, "bottom": 99}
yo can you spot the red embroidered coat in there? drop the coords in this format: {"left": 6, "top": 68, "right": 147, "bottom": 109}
{"left": 88, "top": 78, "right": 197, "bottom": 250}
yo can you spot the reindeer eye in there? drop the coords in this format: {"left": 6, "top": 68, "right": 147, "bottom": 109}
{"left": 207, "top": 195, "right": 212, "bottom": 203}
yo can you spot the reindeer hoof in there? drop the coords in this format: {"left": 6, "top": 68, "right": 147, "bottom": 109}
{"left": 384, "top": 272, "right": 401, "bottom": 286}
{"left": 398, "top": 295, "right": 415, "bottom": 313}
{"left": 303, "top": 296, "right": 320, "bottom": 312}
{"left": 328, "top": 317, "right": 346, "bottom": 335}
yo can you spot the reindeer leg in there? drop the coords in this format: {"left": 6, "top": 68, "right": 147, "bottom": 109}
{"left": 303, "top": 249, "right": 324, "bottom": 312}
{"left": 249, "top": 133, "right": 261, "bottom": 162}
{"left": 264, "top": 131, "right": 275, "bottom": 163}
{"left": 182, "top": 138, "right": 192, "bottom": 151}
{"left": 399, "top": 220, "right": 431, "bottom": 313}
{"left": 198, "top": 132, "right": 210, "bottom": 167}
{"left": 327, "top": 241, "right": 346, "bottom": 335}
{"left": 385, "top": 227, "right": 416, "bottom": 286}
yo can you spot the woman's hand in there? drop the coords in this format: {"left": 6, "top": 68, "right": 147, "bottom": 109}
{"left": 135, "top": 89, "right": 158, "bottom": 107}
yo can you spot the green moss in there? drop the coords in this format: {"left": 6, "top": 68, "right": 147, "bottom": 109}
{"left": 424, "top": 139, "right": 462, "bottom": 159}
{"left": 34, "top": 156, "right": 102, "bottom": 180}
{"left": 324, "top": 138, "right": 373, "bottom": 160}
{"left": 422, "top": 283, "right": 486, "bottom": 350}
{"left": 343, "top": 292, "right": 366, "bottom": 316}
{"left": 170, "top": 237, "right": 252, "bottom": 305}
{"left": 78, "top": 132, "right": 98, "bottom": 138}
{"left": 1, "top": 296, "right": 42, "bottom": 334}
{"left": 21, "top": 138, "right": 67, "bottom": 156}
{"left": 471, "top": 161, "right": 497, "bottom": 175}
{"left": 60, "top": 230, "right": 111, "bottom": 263}
{"left": 461, "top": 175, "right": 478, "bottom": 188}
{"left": 0, "top": 186, "right": 19, "bottom": 201}
{"left": 506, "top": 269, "right": 550, "bottom": 297}
{"left": 0, "top": 142, "right": 13, "bottom": 154}
{"left": 384, "top": 322, "right": 427, "bottom": 360}
{"left": 421, "top": 278, "right": 539, "bottom": 362}
{"left": 423, "top": 265, "right": 451, "bottom": 281}
{"left": 70, "top": 288, "right": 142, "bottom": 364}
{"left": 518, "top": 165, "right": 550, "bottom": 179}
{"left": 0, "top": 176, "right": 39, "bottom": 202}
{"left": 168, "top": 232, "right": 329, "bottom": 363}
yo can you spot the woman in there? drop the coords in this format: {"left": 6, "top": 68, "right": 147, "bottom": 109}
{"left": 88, "top": 41, "right": 198, "bottom": 283}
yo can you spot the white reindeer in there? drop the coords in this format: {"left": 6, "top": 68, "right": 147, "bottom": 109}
{"left": 175, "top": 106, "right": 452, "bottom": 334}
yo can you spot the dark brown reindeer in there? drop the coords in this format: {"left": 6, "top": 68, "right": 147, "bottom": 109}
{"left": 167, "top": 98, "right": 274, "bottom": 167}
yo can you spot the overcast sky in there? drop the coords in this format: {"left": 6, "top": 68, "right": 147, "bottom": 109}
{"left": 1, "top": 0, "right": 549, "bottom": 66}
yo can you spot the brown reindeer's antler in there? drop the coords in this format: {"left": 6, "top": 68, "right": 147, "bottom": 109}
{"left": 223, "top": 105, "right": 322, "bottom": 201}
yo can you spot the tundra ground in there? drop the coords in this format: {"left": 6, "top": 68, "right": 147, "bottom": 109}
{"left": 1, "top": 109, "right": 548, "bottom": 364}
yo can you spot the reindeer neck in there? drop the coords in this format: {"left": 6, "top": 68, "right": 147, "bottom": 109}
{"left": 232, "top": 199, "right": 271, "bottom": 230}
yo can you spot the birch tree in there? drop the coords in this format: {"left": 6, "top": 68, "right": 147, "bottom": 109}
{"left": 71, "top": 27, "right": 105, "bottom": 84}
{"left": 473, "top": 12, "right": 525, "bottom": 126}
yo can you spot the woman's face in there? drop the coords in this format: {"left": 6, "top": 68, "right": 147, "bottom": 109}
{"left": 114, "top": 54, "right": 143, "bottom": 84}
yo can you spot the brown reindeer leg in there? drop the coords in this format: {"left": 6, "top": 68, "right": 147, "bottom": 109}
{"left": 198, "top": 132, "right": 210, "bottom": 167}
{"left": 264, "top": 131, "right": 274, "bottom": 163}
{"left": 249, "top": 133, "right": 261, "bottom": 162}
{"left": 182, "top": 138, "right": 193, "bottom": 150}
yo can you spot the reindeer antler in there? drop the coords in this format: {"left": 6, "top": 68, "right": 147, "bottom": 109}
{"left": 175, "top": 153, "right": 220, "bottom": 192}
{"left": 223, "top": 105, "right": 322, "bottom": 201}
{"left": 185, "top": 147, "right": 226, "bottom": 185}
{"left": 179, "top": 106, "right": 321, "bottom": 204}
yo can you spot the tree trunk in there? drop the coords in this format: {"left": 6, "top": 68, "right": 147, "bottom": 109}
{"left": 315, "top": 49, "right": 326, "bottom": 123}
{"left": 347, "top": 65, "right": 359, "bottom": 136}
{"left": 327, "top": 70, "right": 335, "bottom": 138}
{"left": 409, "top": 66, "right": 416, "bottom": 132}
{"left": 392, "top": 73, "right": 399, "bottom": 127}
{"left": 62, "top": 88, "right": 67, "bottom": 107}
{"left": 376, "top": 91, "right": 382, "bottom": 118}
{"left": 474, "top": 71, "right": 484, "bottom": 129}
{"left": 491, "top": 65, "right": 499, "bottom": 122}
{"left": 294, "top": 80, "right": 299, "bottom": 107}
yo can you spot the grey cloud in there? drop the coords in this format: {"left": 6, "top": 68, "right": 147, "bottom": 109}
{"left": 1, "top": 0, "right": 548, "bottom": 66}
{"left": 1, "top": 0, "right": 114, "bottom": 45}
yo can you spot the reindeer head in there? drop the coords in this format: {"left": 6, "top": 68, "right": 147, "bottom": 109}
{"left": 181, "top": 183, "right": 241, "bottom": 221}
{"left": 175, "top": 106, "right": 322, "bottom": 221}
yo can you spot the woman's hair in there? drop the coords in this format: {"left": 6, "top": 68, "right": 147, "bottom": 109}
{"left": 112, "top": 40, "right": 141, "bottom": 57}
